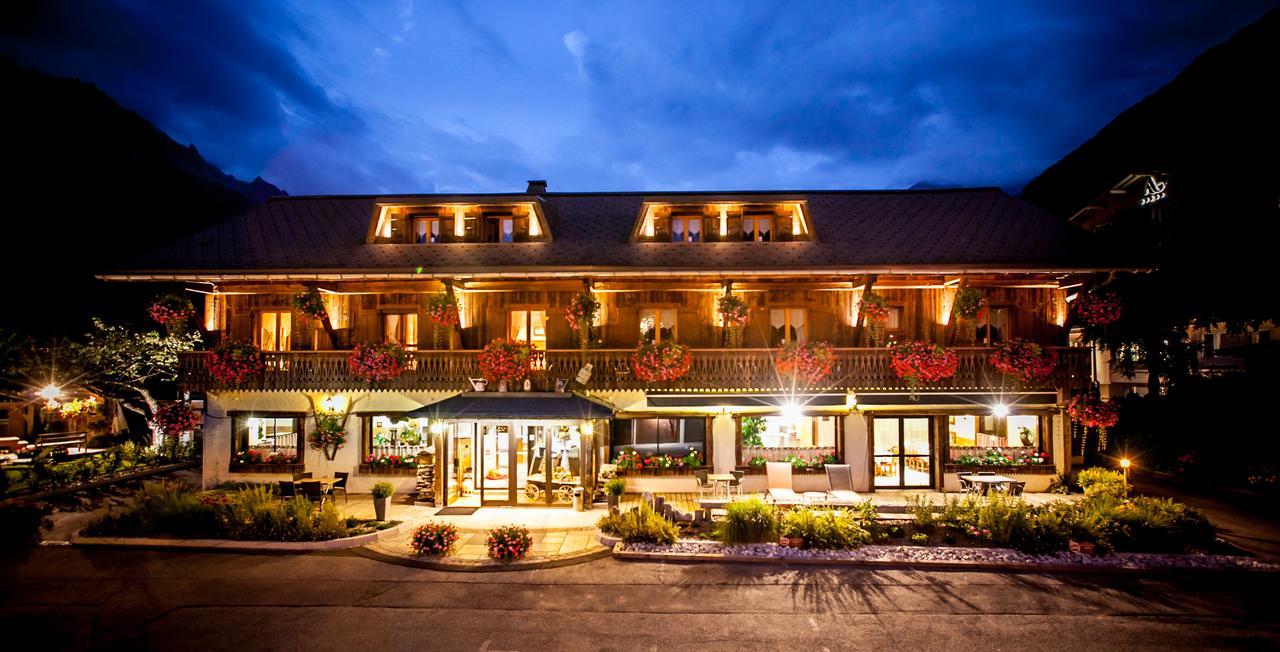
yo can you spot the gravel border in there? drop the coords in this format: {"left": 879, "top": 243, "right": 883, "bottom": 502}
{"left": 615, "top": 540, "right": 1280, "bottom": 573}
{"left": 69, "top": 522, "right": 402, "bottom": 552}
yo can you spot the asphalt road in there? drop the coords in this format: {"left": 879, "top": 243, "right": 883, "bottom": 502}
{"left": 3, "top": 547, "right": 1278, "bottom": 651}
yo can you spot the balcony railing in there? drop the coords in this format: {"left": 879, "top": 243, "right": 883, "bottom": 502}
{"left": 179, "top": 347, "right": 1091, "bottom": 394}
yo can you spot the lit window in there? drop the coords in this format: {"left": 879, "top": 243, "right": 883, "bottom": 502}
{"left": 769, "top": 308, "right": 806, "bottom": 345}
{"left": 509, "top": 310, "right": 547, "bottom": 349}
{"left": 670, "top": 217, "right": 703, "bottom": 242}
{"left": 258, "top": 311, "right": 292, "bottom": 351}
{"left": 948, "top": 414, "right": 1042, "bottom": 450}
{"left": 501, "top": 218, "right": 514, "bottom": 243}
{"left": 383, "top": 313, "right": 419, "bottom": 349}
{"left": 640, "top": 308, "right": 677, "bottom": 343}
{"left": 743, "top": 215, "right": 773, "bottom": 241}
{"left": 977, "top": 306, "right": 1010, "bottom": 344}
{"left": 413, "top": 217, "right": 441, "bottom": 243}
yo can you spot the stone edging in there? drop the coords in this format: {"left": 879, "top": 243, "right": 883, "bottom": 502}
{"left": 612, "top": 544, "right": 1280, "bottom": 574}
{"left": 69, "top": 522, "right": 402, "bottom": 552}
{"left": 353, "top": 537, "right": 612, "bottom": 572}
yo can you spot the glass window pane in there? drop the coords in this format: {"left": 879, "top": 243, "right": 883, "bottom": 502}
{"left": 414, "top": 219, "right": 429, "bottom": 243}
{"left": 530, "top": 311, "right": 547, "bottom": 348}
{"left": 873, "top": 419, "right": 899, "bottom": 455}
{"left": 742, "top": 217, "right": 754, "bottom": 239}
{"left": 791, "top": 309, "right": 806, "bottom": 343}
{"left": 1007, "top": 415, "right": 1039, "bottom": 448}
{"left": 687, "top": 218, "right": 701, "bottom": 241}
{"left": 260, "top": 313, "right": 277, "bottom": 351}
{"left": 949, "top": 415, "right": 978, "bottom": 447}
{"left": 874, "top": 457, "right": 899, "bottom": 487}
{"left": 757, "top": 217, "right": 772, "bottom": 241}
{"left": 657, "top": 419, "right": 680, "bottom": 445}
{"left": 671, "top": 218, "right": 684, "bottom": 242}
{"left": 510, "top": 311, "right": 528, "bottom": 342}
{"left": 903, "top": 418, "right": 930, "bottom": 455}
{"left": 501, "top": 218, "right": 514, "bottom": 243}
{"left": 639, "top": 309, "right": 656, "bottom": 342}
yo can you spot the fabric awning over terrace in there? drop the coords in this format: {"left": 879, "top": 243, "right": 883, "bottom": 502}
{"left": 404, "top": 392, "right": 615, "bottom": 419}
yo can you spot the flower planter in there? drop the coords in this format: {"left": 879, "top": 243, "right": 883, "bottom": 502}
{"left": 373, "top": 496, "right": 390, "bottom": 521}
{"left": 943, "top": 463, "right": 1057, "bottom": 475}
{"left": 228, "top": 463, "right": 304, "bottom": 475}
{"left": 614, "top": 466, "right": 708, "bottom": 477}
{"left": 740, "top": 466, "right": 829, "bottom": 475}
{"left": 358, "top": 464, "right": 418, "bottom": 476}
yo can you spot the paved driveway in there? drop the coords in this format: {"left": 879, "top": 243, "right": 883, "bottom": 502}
{"left": 3, "top": 547, "right": 1278, "bottom": 650}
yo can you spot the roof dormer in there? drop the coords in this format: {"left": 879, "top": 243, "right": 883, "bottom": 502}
{"left": 630, "top": 196, "right": 812, "bottom": 243}
{"left": 368, "top": 197, "right": 553, "bottom": 244}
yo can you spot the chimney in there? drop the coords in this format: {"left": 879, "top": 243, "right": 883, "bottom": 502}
{"left": 526, "top": 179, "right": 548, "bottom": 195}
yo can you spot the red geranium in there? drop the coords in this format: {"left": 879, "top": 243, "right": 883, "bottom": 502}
{"left": 486, "top": 524, "right": 533, "bottom": 561}
{"left": 410, "top": 521, "right": 461, "bottom": 556}
{"left": 564, "top": 291, "right": 600, "bottom": 333}
{"left": 1073, "top": 291, "right": 1122, "bottom": 327}
{"left": 891, "top": 341, "right": 959, "bottom": 391}
{"left": 348, "top": 342, "right": 410, "bottom": 382}
{"left": 209, "top": 340, "right": 264, "bottom": 387}
{"left": 1067, "top": 395, "right": 1119, "bottom": 428}
{"left": 717, "top": 295, "right": 749, "bottom": 327}
{"left": 148, "top": 293, "right": 196, "bottom": 333}
{"left": 630, "top": 341, "right": 693, "bottom": 382}
{"left": 151, "top": 402, "right": 202, "bottom": 438}
{"left": 478, "top": 339, "right": 534, "bottom": 382}
{"left": 858, "top": 292, "right": 890, "bottom": 324}
{"left": 989, "top": 340, "right": 1057, "bottom": 383}
{"left": 292, "top": 288, "right": 329, "bottom": 322}
{"left": 425, "top": 293, "right": 460, "bottom": 328}
{"left": 775, "top": 341, "right": 835, "bottom": 384}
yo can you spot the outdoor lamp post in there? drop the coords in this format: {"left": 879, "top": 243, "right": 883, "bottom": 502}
{"left": 1120, "top": 457, "right": 1132, "bottom": 490}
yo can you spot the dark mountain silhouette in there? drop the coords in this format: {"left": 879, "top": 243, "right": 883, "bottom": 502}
{"left": 0, "top": 58, "right": 285, "bottom": 334}
{"left": 1021, "top": 7, "right": 1278, "bottom": 220}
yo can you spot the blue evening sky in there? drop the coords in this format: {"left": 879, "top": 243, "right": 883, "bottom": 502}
{"left": 3, "top": 1, "right": 1274, "bottom": 194}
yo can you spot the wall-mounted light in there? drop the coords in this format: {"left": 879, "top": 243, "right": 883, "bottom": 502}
{"left": 581, "top": 421, "right": 595, "bottom": 436}
{"left": 453, "top": 206, "right": 467, "bottom": 237}
{"left": 719, "top": 206, "right": 728, "bottom": 237}
{"left": 321, "top": 395, "right": 339, "bottom": 414}
{"left": 39, "top": 384, "right": 62, "bottom": 401}
{"left": 430, "top": 422, "right": 445, "bottom": 435}
{"left": 991, "top": 403, "right": 1009, "bottom": 418}
{"left": 782, "top": 402, "right": 803, "bottom": 423}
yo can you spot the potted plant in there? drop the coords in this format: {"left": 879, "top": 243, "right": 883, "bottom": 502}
{"left": 425, "top": 293, "right": 460, "bottom": 349}
{"left": 604, "top": 476, "right": 626, "bottom": 513}
{"left": 858, "top": 292, "right": 890, "bottom": 345}
{"left": 478, "top": 338, "right": 534, "bottom": 391}
{"left": 989, "top": 339, "right": 1057, "bottom": 383}
{"left": 209, "top": 340, "right": 265, "bottom": 388}
{"left": 308, "top": 414, "right": 347, "bottom": 461}
{"left": 890, "top": 341, "right": 959, "bottom": 397}
{"left": 774, "top": 341, "right": 835, "bottom": 384}
{"left": 348, "top": 342, "right": 409, "bottom": 383}
{"left": 147, "top": 293, "right": 196, "bottom": 334}
{"left": 717, "top": 294, "right": 749, "bottom": 348}
{"left": 564, "top": 291, "right": 600, "bottom": 350}
{"left": 371, "top": 481, "right": 394, "bottom": 521}
{"left": 409, "top": 521, "right": 459, "bottom": 556}
{"left": 630, "top": 340, "right": 693, "bottom": 382}
{"left": 486, "top": 524, "right": 533, "bottom": 561}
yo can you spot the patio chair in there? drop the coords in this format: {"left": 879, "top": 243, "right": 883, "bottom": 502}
{"left": 823, "top": 464, "right": 861, "bottom": 504}
{"left": 1005, "top": 481, "right": 1026, "bottom": 497}
{"left": 765, "top": 462, "right": 801, "bottom": 504}
{"left": 297, "top": 480, "right": 328, "bottom": 508}
{"left": 693, "top": 469, "right": 714, "bottom": 498}
{"left": 728, "top": 470, "right": 744, "bottom": 497}
{"left": 293, "top": 470, "right": 313, "bottom": 481}
{"left": 957, "top": 474, "right": 980, "bottom": 495}
{"left": 278, "top": 480, "right": 297, "bottom": 500}
{"left": 331, "top": 472, "right": 349, "bottom": 503}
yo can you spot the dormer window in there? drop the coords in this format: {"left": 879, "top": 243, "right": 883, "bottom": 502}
{"left": 632, "top": 199, "right": 811, "bottom": 243}
{"left": 370, "top": 200, "right": 551, "bottom": 244}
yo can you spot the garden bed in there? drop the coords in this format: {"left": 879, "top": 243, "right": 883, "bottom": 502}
{"left": 72, "top": 520, "right": 402, "bottom": 551}
{"left": 614, "top": 541, "right": 1278, "bottom": 572}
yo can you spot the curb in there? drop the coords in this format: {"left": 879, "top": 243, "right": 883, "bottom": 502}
{"left": 352, "top": 544, "right": 613, "bottom": 572}
{"left": 68, "top": 522, "right": 402, "bottom": 553}
{"left": 611, "top": 548, "right": 1280, "bottom": 575}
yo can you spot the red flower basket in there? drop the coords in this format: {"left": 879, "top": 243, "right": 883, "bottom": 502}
{"left": 858, "top": 292, "right": 890, "bottom": 323}
{"left": 630, "top": 341, "right": 693, "bottom": 382}
{"left": 410, "top": 521, "right": 461, "bottom": 556}
{"left": 989, "top": 340, "right": 1057, "bottom": 383}
{"left": 775, "top": 341, "right": 835, "bottom": 384}
{"left": 348, "top": 342, "right": 410, "bottom": 383}
{"left": 486, "top": 524, "right": 533, "bottom": 561}
{"left": 425, "top": 293, "right": 460, "bottom": 328}
{"left": 209, "top": 340, "right": 264, "bottom": 387}
{"left": 1073, "top": 291, "right": 1122, "bottom": 327}
{"left": 151, "top": 402, "right": 202, "bottom": 438}
{"left": 717, "top": 295, "right": 749, "bottom": 327}
{"left": 292, "top": 288, "right": 329, "bottom": 322}
{"left": 478, "top": 339, "right": 534, "bottom": 382}
{"left": 564, "top": 291, "right": 600, "bottom": 333}
{"left": 148, "top": 293, "right": 196, "bottom": 334}
{"left": 1067, "top": 395, "right": 1119, "bottom": 428}
{"left": 890, "top": 341, "right": 959, "bottom": 391}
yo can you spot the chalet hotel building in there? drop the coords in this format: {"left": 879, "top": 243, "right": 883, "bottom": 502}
{"left": 102, "top": 180, "right": 1128, "bottom": 506}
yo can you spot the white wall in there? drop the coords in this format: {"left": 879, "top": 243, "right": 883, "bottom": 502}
{"left": 844, "top": 412, "right": 870, "bottom": 491}
{"left": 711, "top": 414, "right": 736, "bottom": 473}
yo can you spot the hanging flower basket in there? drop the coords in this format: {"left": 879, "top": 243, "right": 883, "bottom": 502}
{"left": 478, "top": 339, "right": 534, "bottom": 382}
{"left": 425, "top": 293, "right": 460, "bottom": 328}
{"left": 348, "top": 342, "right": 410, "bottom": 383}
{"left": 1073, "top": 290, "right": 1122, "bottom": 326}
{"left": 292, "top": 288, "right": 329, "bottom": 323}
{"left": 989, "top": 340, "right": 1057, "bottom": 383}
{"left": 147, "top": 293, "right": 196, "bottom": 334}
{"left": 1066, "top": 395, "right": 1119, "bottom": 429}
{"left": 775, "top": 341, "right": 835, "bottom": 384}
{"left": 151, "top": 402, "right": 202, "bottom": 438}
{"left": 891, "top": 341, "right": 959, "bottom": 394}
{"left": 209, "top": 340, "right": 264, "bottom": 387}
{"left": 953, "top": 287, "right": 983, "bottom": 320}
{"left": 565, "top": 291, "right": 600, "bottom": 349}
{"left": 58, "top": 397, "right": 100, "bottom": 420}
{"left": 308, "top": 414, "right": 347, "bottom": 461}
{"left": 717, "top": 295, "right": 749, "bottom": 327}
{"left": 631, "top": 341, "right": 693, "bottom": 382}
{"left": 858, "top": 292, "right": 890, "bottom": 323}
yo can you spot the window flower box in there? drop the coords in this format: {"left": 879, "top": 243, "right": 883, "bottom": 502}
{"left": 942, "top": 463, "right": 1057, "bottom": 475}
{"left": 228, "top": 463, "right": 304, "bottom": 475}
{"left": 738, "top": 466, "right": 830, "bottom": 476}
{"left": 614, "top": 466, "right": 708, "bottom": 477}
{"left": 358, "top": 463, "right": 419, "bottom": 476}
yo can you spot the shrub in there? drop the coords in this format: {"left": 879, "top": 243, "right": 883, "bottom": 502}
{"left": 1077, "top": 467, "right": 1127, "bottom": 498}
{"left": 410, "top": 522, "right": 461, "bottom": 556}
{"left": 905, "top": 494, "right": 936, "bottom": 528}
{"left": 596, "top": 503, "right": 678, "bottom": 544}
{"left": 603, "top": 477, "right": 626, "bottom": 497}
{"left": 780, "top": 507, "right": 871, "bottom": 550}
{"left": 716, "top": 498, "right": 779, "bottom": 544}
{"left": 487, "top": 525, "right": 533, "bottom": 561}
{"left": 1081, "top": 495, "right": 1215, "bottom": 553}
{"left": 371, "top": 482, "right": 394, "bottom": 499}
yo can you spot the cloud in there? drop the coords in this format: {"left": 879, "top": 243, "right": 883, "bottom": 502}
{"left": 563, "top": 30, "right": 589, "bottom": 79}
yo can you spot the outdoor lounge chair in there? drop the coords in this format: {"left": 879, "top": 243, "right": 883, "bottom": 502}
{"left": 823, "top": 464, "right": 861, "bottom": 504}
{"left": 765, "top": 462, "right": 801, "bottom": 503}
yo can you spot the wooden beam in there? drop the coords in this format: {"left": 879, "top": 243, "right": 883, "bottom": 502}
{"left": 851, "top": 274, "right": 877, "bottom": 346}
{"left": 944, "top": 275, "right": 969, "bottom": 346}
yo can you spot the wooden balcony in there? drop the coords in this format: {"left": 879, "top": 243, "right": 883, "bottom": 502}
{"left": 178, "top": 347, "right": 1091, "bottom": 394}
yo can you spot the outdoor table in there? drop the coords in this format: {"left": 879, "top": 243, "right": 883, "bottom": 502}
{"left": 802, "top": 491, "right": 829, "bottom": 505}
{"left": 959, "top": 474, "right": 1013, "bottom": 496}
{"left": 293, "top": 477, "right": 338, "bottom": 489}
{"left": 708, "top": 473, "right": 735, "bottom": 499}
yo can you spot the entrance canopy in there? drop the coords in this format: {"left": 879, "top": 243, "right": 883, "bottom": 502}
{"left": 404, "top": 392, "right": 615, "bottom": 420}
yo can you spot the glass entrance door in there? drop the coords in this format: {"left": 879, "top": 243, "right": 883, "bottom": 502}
{"left": 873, "top": 417, "right": 933, "bottom": 488}
{"left": 479, "top": 423, "right": 515, "bottom": 505}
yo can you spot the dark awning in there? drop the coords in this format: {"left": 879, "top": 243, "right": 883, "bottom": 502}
{"left": 403, "top": 392, "right": 616, "bottom": 419}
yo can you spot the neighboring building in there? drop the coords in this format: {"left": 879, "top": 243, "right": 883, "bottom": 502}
{"left": 102, "top": 181, "right": 1130, "bottom": 504}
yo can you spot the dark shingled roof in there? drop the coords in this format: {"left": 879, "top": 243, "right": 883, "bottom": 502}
{"left": 113, "top": 187, "right": 1125, "bottom": 275}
